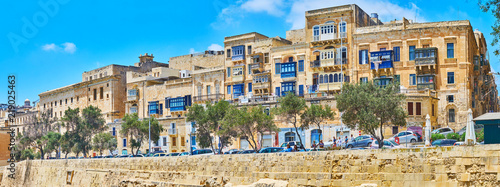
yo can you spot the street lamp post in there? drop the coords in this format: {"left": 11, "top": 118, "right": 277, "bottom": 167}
{"left": 148, "top": 116, "right": 151, "bottom": 154}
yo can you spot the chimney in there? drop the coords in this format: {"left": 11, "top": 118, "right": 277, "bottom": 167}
{"left": 370, "top": 13, "right": 380, "bottom": 25}
{"left": 139, "top": 53, "right": 154, "bottom": 63}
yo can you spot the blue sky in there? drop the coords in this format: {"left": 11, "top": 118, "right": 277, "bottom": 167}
{"left": 0, "top": 0, "right": 498, "bottom": 105}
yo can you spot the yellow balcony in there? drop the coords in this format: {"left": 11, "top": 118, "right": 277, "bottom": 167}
{"left": 318, "top": 82, "right": 341, "bottom": 92}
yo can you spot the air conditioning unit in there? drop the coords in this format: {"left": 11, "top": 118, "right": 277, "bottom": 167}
{"left": 179, "top": 70, "right": 191, "bottom": 78}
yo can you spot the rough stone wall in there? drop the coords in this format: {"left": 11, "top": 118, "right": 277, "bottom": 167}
{"left": 4, "top": 145, "right": 500, "bottom": 187}
{"left": 286, "top": 29, "right": 305, "bottom": 44}
{"left": 169, "top": 53, "right": 225, "bottom": 71}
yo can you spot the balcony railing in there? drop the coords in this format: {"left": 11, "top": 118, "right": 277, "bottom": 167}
{"left": 169, "top": 128, "right": 177, "bottom": 135}
{"left": 247, "top": 95, "right": 279, "bottom": 104}
{"left": 318, "top": 82, "right": 342, "bottom": 91}
{"left": 193, "top": 94, "right": 224, "bottom": 102}
{"left": 310, "top": 60, "right": 321, "bottom": 68}
{"left": 253, "top": 82, "right": 270, "bottom": 90}
{"left": 127, "top": 95, "right": 138, "bottom": 101}
{"left": 417, "top": 83, "right": 435, "bottom": 90}
{"left": 232, "top": 75, "right": 244, "bottom": 82}
{"left": 232, "top": 55, "right": 244, "bottom": 61}
{"left": 249, "top": 62, "right": 263, "bottom": 72}
{"left": 170, "top": 106, "right": 186, "bottom": 112}
{"left": 415, "top": 57, "right": 437, "bottom": 66}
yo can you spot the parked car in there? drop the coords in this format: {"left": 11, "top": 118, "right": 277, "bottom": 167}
{"left": 153, "top": 153, "right": 167, "bottom": 157}
{"left": 454, "top": 141, "right": 465, "bottom": 146}
{"left": 93, "top": 156, "right": 103, "bottom": 159}
{"left": 132, "top": 154, "right": 144, "bottom": 157}
{"left": 432, "top": 127, "right": 454, "bottom": 136}
{"left": 192, "top": 149, "right": 214, "bottom": 155}
{"left": 104, "top": 155, "right": 114, "bottom": 158}
{"left": 258, "top": 147, "right": 284, "bottom": 153}
{"left": 178, "top": 152, "right": 190, "bottom": 156}
{"left": 67, "top": 156, "right": 77, "bottom": 159}
{"left": 388, "top": 131, "right": 418, "bottom": 144}
{"left": 407, "top": 126, "right": 423, "bottom": 137}
{"left": 346, "top": 135, "right": 374, "bottom": 148}
{"left": 370, "top": 139, "right": 403, "bottom": 149}
{"left": 78, "top": 157, "right": 85, "bottom": 159}
{"left": 432, "top": 139, "right": 457, "bottom": 147}
{"left": 224, "top": 149, "right": 239, "bottom": 154}
{"left": 115, "top": 154, "right": 131, "bottom": 158}
{"left": 166, "top": 153, "right": 180, "bottom": 156}
{"left": 238, "top": 150, "right": 256, "bottom": 154}
{"left": 457, "top": 124, "right": 484, "bottom": 136}
{"left": 280, "top": 141, "right": 304, "bottom": 149}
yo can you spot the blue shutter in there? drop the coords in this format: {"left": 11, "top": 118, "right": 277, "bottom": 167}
{"left": 248, "top": 64, "right": 251, "bottom": 74}
{"left": 248, "top": 83, "right": 252, "bottom": 92}
{"left": 275, "top": 87, "right": 280, "bottom": 96}
{"left": 112, "top": 127, "right": 116, "bottom": 136}
{"left": 359, "top": 50, "right": 362, "bottom": 64}
{"left": 165, "top": 97, "right": 170, "bottom": 108}
{"left": 393, "top": 47, "right": 400, "bottom": 62}
{"left": 123, "top": 139, "right": 127, "bottom": 147}
{"left": 275, "top": 63, "right": 281, "bottom": 74}
{"left": 298, "top": 60, "right": 304, "bottom": 72}
{"left": 159, "top": 104, "right": 163, "bottom": 115}
{"left": 227, "top": 85, "right": 231, "bottom": 94}
{"left": 227, "top": 67, "right": 231, "bottom": 77}
{"left": 299, "top": 85, "right": 304, "bottom": 96}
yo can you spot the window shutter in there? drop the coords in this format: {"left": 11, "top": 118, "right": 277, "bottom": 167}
{"left": 165, "top": 98, "right": 170, "bottom": 108}
{"left": 359, "top": 50, "right": 363, "bottom": 64}
{"left": 298, "top": 60, "right": 304, "bottom": 72}
{"left": 275, "top": 63, "right": 281, "bottom": 74}
{"left": 159, "top": 104, "right": 163, "bottom": 115}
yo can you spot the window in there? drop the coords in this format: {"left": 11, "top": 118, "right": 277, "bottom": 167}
{"left": 227, "top": 85, "right": 231, "bottom": 94}
{"left": 100, "top": 87, "right": 104, "bottom": 99}
{"left": 275, "top": 63, "right": 281, "bottom": 74}
{"left": 449, "top": 109, "right": 455, "bottom": 123}
{"left": 93, "top": 89, "right": 97, "bottom": 100}
{"left": 298, "top": 60, "right": 304, "bottom": 72}
{"left": 392, "top": 126, "right": 399, "bottom": 135}
{"left": 285, "top": 132, "right": 295, "bottom": 142}
{"left": 163, "top": 137, "right": 167, "bottom": 146}
{"left": 123, "top": 138, "right": 127, "bottom": 147}
{"left": 447, "top": 43, "right": 454, "bottom": 58}
{"left": 330, "top": 74, "right": 334, "bottom": 82}
{"left": 247, "top": 45, "right": 252, "bottom": 54}
{"left": 232, "top": 67, "right": 243, "bottom": 76}
{"left": 71, "top": 98, "right": 73, "bottom": 103}
{"left": 233, "top": 84, "right": 244, "bottom": 97}
{"left": 393, "top": 47, "right": 400, "bottom": 62}
{"left": 447, "top": 95, "right": 454, "bottom": 103}
{"left": 416, "top": 102, "right": 421, "bottom": 115}
{"left": 77, "top": 96, "right": 79, "bottom": 102}
{"left": 44, "top": 104, "right": 46, "bottom": 109}
{"left": 112, "top": 127, "right": 116, "bottom": 136}
{"left": 65, "top": 99, "right": 67, "bottom": 104}
{"left": 207, "top": 85, "right": 211, "bottom": 95}
{"left": 299, "top": 85, "right": 304, "bottom": 96}
{"left": 60, "top": 100, "right": 62, "bottom": 105}
{"left": 148, "top": 101, "right": 159, "bottom": 115}
{"left": 248, "top": 83, "right": 252, "bottom": 92}
{"left": 280, "top": 62, "right": 296, "bottom": 78}
{"left": 172, "top": 137, "right": 177, "bottom": 147}
{"left": 264, "top": 53, "right": 269, "bottom": 63}
{"left": 409, "top": 74, "right": 416, "bottom": 85}
{"left": 409, "top": 46, "right": 415, "bottom": 61}
{"left": 432, "top": 104, "right": 435, "bottom": 116}
{"left": 248, "top": 64, "right": 251, "bottom": 75}
{"left": 313, "top": 26, "right": 320, "bottom": 41}
{"left": 107, "top": 83, "right": 109, "bottom": 87}
{"left": 227, "top": 49, "right": 231, "bottom": 57}
{"left": 180, "top": 136, "right": 185, "bottom": 146}
{"left": 339, "top": 21, "right": 346, "bottom": 38}
{"left": 191, "top": 136, "right": 196, "bottom": 146}
{"left": 447, "top": 72, "right": 455, "bottom": 84}
{"left": 360, "top": 77, "right": 368, "bottom": 83}
{"left": 281, "top": 82, "right": 296, "bottom": 96}
{"left": 275, "top": 87, "right": 280, "bottom": 97}
{"left": 408, "top": 102, "right": 414, "bottom": 115}
{"left": 359, "top": 50, "right": 368, "bottom": 64}
{"left": 227, "top": 67, "right": 231, "bottom": 77}
{"left": 215, "top": 84, "right": 220, "bottom": 94}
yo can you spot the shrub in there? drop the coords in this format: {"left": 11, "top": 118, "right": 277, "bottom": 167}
{"left": 431, "top": 133, "right": 445, "bottom": 141}
{"left": 460, "top": 133, "right": 466, "bottom": 141}
{"left": 446, "top": 133, "right": 460, "bottom": 140}
{"left": 477, "top": 129, "right": 484, "bottom": 142}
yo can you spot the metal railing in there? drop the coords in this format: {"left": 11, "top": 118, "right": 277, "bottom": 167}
{"left": 417, "top": 83, "right": 435, "bottom": 90}
{"left": 415, "top": 57, "right": 437, "bottom": 66}
{"left": 169, "top": 128, "right": 177, "bottom": 135}
{"left": 193, "top": 94, "right": 224, "bottom": 102}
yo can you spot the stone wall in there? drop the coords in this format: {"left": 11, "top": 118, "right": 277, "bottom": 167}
{"left": 3, "top": 145, "right": 500, "bottom": 186}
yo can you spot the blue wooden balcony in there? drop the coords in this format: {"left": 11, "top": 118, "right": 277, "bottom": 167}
{"left": 370, "top": 50, "right": 394, "bottom": 70}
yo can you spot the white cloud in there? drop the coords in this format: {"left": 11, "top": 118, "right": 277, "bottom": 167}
{"left": 241, "top": 0, "right": 285, "bottom": 16}
{"left": 189, "top": 48, "right": 196, "bottom": 54}
{"left": 287, "top": 0, "right": 426, "bottom": 29}
{"left": 41, "top": 42, "right": 77, "bottom": 54}
{"left": 211, "top": 0, "right": 426, "bottom": 30}
{"left": 208, "top": 44, "right": 224, "bottom": 51}
{"left": 62, "top": 42, "right": 77, "bottom": 54}
{"left": 42, "top": 43, "right": 57, "bottom": 51}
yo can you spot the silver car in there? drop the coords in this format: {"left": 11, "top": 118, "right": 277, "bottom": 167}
{"left": 432, "top": 127, "right": 454, "bottom": 136}
{"left": 388, "top": 131, "right": 418, "bottom": 144}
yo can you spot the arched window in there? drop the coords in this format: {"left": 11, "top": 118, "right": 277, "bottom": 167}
{"left": 285, "top": 132, "right": 295, "bottom": 142}
{"left": 334, "top": 74, "right": 338, "bottom": 82}
{"left": 319, "top": 75, "right": 323, "bottom": 84}
{"left": 329, "top": 74, "right": 333, "bottom": 83}
{"left": 341, "top": 47, "right": 347, "bottom": 59}
{"left": 324, "top": 75, "right": 329, "bottom": 83}
{"left": 339, "top": 74, "right": 343, "bottom": 82}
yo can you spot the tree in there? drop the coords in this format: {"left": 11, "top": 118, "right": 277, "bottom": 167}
{"left": 221, "top": 106, "right": 278, "bottom": 151}
{"left": 479, "top": 0, "right": 500, "bottom": 56}
{"left": 337, "top": 82, "right": 407, "bottom": 148}
{"left": 20, "top": 149, "right": 36, "bottom": 160}
{"left": 23, "top": 109, "right": 55, "bottom": 159}
{"left": 60, "top": 132, "right": 75, "bottom": 158}
{"left": 186, "top": 100, "right": 232, "bottom": 153}
{"left": 41, "top": 131, "right": 61, "bottom": 158}
{"left": 92, "top": 132, "right": 117, "bottom": 156}
{"left": 76, "top": 106, "right": 107, "bottom": 157}
{"left": 121, "top": 113, "right": 163, "bottom": 155}
{"left": 275, "top": 93, "right": 307, "bottom": 149}
{"left": 301, "top": 104, "right": 335, "bottom": 139}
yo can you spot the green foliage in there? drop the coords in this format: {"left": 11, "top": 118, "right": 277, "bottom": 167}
{"left": 92, "top": 132, "right": 117, "bottom": 156}
{"left": 20, "top": 149, "right": 36, "bottom": 160}
{"left": 337, "top": 82, "right": 407, "bottom": 148}
{"left": 431, "top": 133, "right": 445, "bottom": 141}
{"left": 186, "top": 100, "right": 232, "bottom": 153}
{"left": 446, "top": 133, "right": 460, "bottom": 141}
{"left": 121, "top": 113, "right": 163, "bottom": 155}
{"left": 460, "top": 132, "right": 466, "bottom": 141}
{"left": 479, "top": 0, "right": 500, "bottom": 56}
{"left": 477, "top": 129, "right": 485, "bottom": 142}
{"left": 275, "top": 93, "right": 307, "bottom": 148}
{"left": 221, "top": 106, "right": 279, "bottom": 151}
{"left": 301, "top": 104, "right": 335, "bottom": 131}
{"left": 42, "top": 131, "right": 61, "bottom": 156}
{"left": 23, "top": 109, "right": 56, "bottom": 159}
